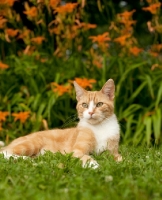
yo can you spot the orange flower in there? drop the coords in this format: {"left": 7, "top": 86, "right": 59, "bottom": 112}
{"left": 151, "top": 44, "right": 162, "bottom": 52}
{"left": 0, "top": 17, "right": 7, "bottom": 29}
{"left": 117, "top": 10, "right": 136, "bottom": 20}
{"left": 24, "top": 7, "right": 37, "bottom": 18}
{"left": 51, "top": 83, "right": 71, "bottom": 96}
{"left": 0, "top": 111, "right": 9, "bottom": 122}
{"left": 129, "top": 47, "right": 143, "bottom": 56}
{"left": 142, "top": 3, "right": 161, "bottom": 14}
{"left": 12, "top": 111, "right": 30, "bottom": 123}
{"left": 89, "top": 32, "right": 111, "bottom": 44}
{"left": 0, "top": 61, "right": 9, "bottom": 69}
{"left": 0, "top": 0, "right": 16, "bottom": 6}
{"left": 120, "top": 20, "right": 136, "bottom": 27}
{"left": 81, "top": 23, "right": 97, "bottom": 30}
{"left": 76, "top": 22, "right": 97, "bottom": 30}
{"left": 73, "top": 78, "right": 96, "bottom": 89}
{"left": 31, "top": 36, "right": 46, "bottom": 45}
{"left": 5, "top": 28, "right": 19, "bottom": 37}
{"left": 17, "top": 29, "right": 31, "bottom": 40}
{"left": 55, "top": 3, "right": 78, "bottom": 14}
{"left": 5, "top": 0, "right": 16, "bottom": 6}
{"left": 146, "top": 0, "right": 153, "bottom": 3}
{"left": 114, "top": 34, "right": 131, "bottom": 46}
{"left": 149, "top": 51, "right": 158, "bottom": 57}
{"left": 49, "top": 0, "right": 60, "bottom": 9}
{"left": 90, "top": 48, "right": 103, "bottom": 68}
{"left": 93, "top": 59, "right": 103, "bottom": 68}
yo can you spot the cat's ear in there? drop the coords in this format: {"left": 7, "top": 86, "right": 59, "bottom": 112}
{"left": 101, "top": 79, "right": 115, "bottom": 100}
{"left": 73, "top": 81, "right": 86, "bottom": 101}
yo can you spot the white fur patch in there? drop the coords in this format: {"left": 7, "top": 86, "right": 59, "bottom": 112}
{"left": 83, "top": 101, "right": 95, "bottom": 119}
{"left": 79, "top": 114, "right": 120, "bottom": 154}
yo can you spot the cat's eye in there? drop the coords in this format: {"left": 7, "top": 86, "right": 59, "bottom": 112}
{"left": 96, "top": 102, "right": 103, "bottom": 107}
{"left": 82, "top": 103, "right": 88, "bottom": 108}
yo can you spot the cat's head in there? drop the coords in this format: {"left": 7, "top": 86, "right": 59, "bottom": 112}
{"left": 74, "top": 79, "right": 115, "bottom": 125}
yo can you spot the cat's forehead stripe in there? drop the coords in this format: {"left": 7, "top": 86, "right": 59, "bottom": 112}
{"left": 87, "top": 92, "right": 98, "bottom": 102}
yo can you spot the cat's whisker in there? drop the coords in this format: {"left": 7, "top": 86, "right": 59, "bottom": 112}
{"left": 61, "top": 114, "right": 78, "bottom": 128}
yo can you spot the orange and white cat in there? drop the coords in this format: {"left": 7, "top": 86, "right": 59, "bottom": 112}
{"left": 0, "top": 79, "right": 122, "bottom": 168}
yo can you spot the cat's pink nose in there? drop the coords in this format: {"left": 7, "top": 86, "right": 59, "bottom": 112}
{"left": 88, "top": 111, "right": 94, "bottom": 115}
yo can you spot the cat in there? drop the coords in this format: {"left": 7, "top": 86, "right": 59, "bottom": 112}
{"left": 0, "top": 79, "right": 122, "bottom": 169}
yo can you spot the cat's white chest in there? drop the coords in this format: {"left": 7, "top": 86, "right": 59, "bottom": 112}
{"left": 78, "top": 114, "right": 120, "bottom": 154}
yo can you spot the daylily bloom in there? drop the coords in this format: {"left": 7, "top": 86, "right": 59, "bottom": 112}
{"left": 149, "top": 51, "right": 158, "bottom": 57}
{"left": 76, "top": 22, "right": 97, "bottom": 30}
{"left": 114, "top": 34, "right": 131, "bottom": 46}
{"left": 31, "top": 36, "right": 46, "bottom": 45}
{"left": 146, "top": 0, "right": 153, "bottom": 3}
{"left": 89, "top": 32, "right": 110, "bottom": 43}
{"left": 120, "top": 20, "right": 136, "bottom": 26}
{"left": 24, "top": 7, "right": 37, "bottom": 18}
{"left": 54, "top": 3, "right": 78, "bottom": 14}
{"left": 12, "top": 112, "right": 30, "bottom": 123}
{"left": 6, "top": 0, "right": 16, "bottom": 6}
{"left": 72, "top": 78, "right": 96, "bottom": 89}
{"left": 129, "top": 47, "right": 143, "bottom": 56}
{"left": 151, "top": 44, "right": 162, "bottom": 52}
{"left": 18, "top": 29, "right": 31, "bottom": 39}
{"left": 117, "top": 10, "right": 136, "bottom": 20}
{"left": 0, "top": 17, "right": 7, "bottom": 29}
{"left": 51, "top": 83, "right": 71, "bottom": 96}
{"left": 49, "top": 0, "right": 60, "bottom": 9}
{"left": 0, "top": 61, "right": 9, "bottom": 69}
{"left": 0, "top": 111, "right": 9, "bottom": 121}
{"left": 5, "top": 28, "right": 19, "bottom": 37}
{"left": 142, "top": 3, "right": 161, "bottom": 14}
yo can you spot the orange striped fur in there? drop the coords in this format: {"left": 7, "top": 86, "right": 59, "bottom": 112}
{"left": 0, "top": 79, "right": 122, "bottom": 168}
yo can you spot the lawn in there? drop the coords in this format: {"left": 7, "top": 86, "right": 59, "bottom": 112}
{"left": 0, "top": 145, "right": 162, "bottom": 200}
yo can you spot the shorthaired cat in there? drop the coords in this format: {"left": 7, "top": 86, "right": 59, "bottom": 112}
{"left": 0, "top": 79, "right": 122, "bottom": 168}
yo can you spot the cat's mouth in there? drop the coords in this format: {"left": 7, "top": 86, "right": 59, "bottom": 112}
{"left": 88, "top": 115, "right": 99, "bottom": 121}
{"left": 87, "top": 117, "right": 102, "bottom": 125}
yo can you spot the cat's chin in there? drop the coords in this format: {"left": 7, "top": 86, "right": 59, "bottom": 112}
{"left": 86, "top": 118, "right": 104, "bottom": 125}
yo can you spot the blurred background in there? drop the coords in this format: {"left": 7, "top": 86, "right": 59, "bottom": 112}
{"left": 0, "top": 0, "right": 162, "bottom": 146}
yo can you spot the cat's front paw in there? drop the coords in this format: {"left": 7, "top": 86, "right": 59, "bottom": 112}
{"left": 83, "top": 160, "right": 99, "bottom": 169}
{"left": 115, "top": 154, "right": 122, "bottom": 162}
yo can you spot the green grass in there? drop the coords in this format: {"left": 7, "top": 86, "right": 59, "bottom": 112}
{"left": 1, "top": 146, "right": 162, "bottom": 200}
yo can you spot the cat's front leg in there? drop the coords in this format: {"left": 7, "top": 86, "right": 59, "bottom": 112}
{"left": 107, "top": 135, "right": 122, "bottom": 162}
{"left": 73, "top": 150, "right": 99, "bottom": 169}
{"left": 72, "top": 127, "right": 99, "bottom": 169}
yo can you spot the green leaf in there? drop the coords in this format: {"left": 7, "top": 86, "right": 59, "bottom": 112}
{"left": 145, "top": 74, "right": 154, "bottom": 99}
{"left": 144, "top": 117, "right": 152, "bottom": 146}
{"left": 155, "top": 83, "right": 162, "bottom": 108}
{"left": 128, "top": 81, "right": 147, "bottom": 102}
{"left": 152, "top": 108, "right": 162, "bottom": 144}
